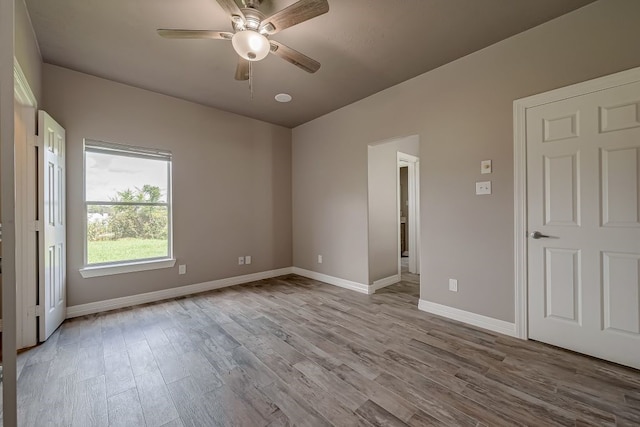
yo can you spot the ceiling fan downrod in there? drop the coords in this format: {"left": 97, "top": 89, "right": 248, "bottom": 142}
{"left": 240, "top": 0, "right": 263, "bottom": 9}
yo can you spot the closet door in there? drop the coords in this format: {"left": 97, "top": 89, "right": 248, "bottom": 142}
{"left": 38, "top": 110, "right": 66, "bottom": 341}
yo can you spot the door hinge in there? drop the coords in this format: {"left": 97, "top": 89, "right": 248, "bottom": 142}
{"left": 29, "top": 305, "right": 44, "bottom": 317}
{"left": 30, "top": 220, "right": 41, "bottom": 232}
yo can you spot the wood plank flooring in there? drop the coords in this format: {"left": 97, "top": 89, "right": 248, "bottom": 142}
{"left": 10, "top": 274, "right": 640, "bottom": 426}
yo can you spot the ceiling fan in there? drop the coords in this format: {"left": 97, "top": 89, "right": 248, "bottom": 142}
{"left": 158, "top": 0, "right": 329, "bottom": 81}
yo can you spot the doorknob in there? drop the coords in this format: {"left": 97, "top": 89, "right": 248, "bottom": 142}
{"left": 530, "top": 231, "right": 550, "bottom": 239}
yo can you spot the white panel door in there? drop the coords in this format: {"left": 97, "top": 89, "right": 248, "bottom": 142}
{"left": 527, "top": 81, "right": 640, "bottom": 369}
{"left": 38, "top": 111, "right": 66, "bottom": 341}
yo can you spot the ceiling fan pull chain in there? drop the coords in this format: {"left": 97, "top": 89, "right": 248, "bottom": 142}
{"left": 249, "top": 61, "right": 254, "bottom": 99}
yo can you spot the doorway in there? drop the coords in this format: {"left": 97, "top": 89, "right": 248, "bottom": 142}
{"left": 398, "top": 152, "right": 420, "bottom": 282}
{"left": 367, "top": 135, "right": 419, "bottom": 292}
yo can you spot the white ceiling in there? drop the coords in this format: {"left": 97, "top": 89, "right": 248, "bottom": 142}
{"left": 25, "top": 0, "right": 596, "bottom": 128}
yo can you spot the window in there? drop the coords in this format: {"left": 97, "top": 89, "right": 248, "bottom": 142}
{"left": 80, "top": 140, "right": 174, "bottom": 278}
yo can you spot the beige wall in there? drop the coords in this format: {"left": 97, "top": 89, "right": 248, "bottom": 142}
{"left": 292, "top": 0, "right": 640, "bottom": 322}
{"left": 367, "top": 136, "right": 418, "bottom": 283}
{"left": 43, "top": 64, "right": 292, "bottom": 306}
{"left": 15, "top": 0, "right": 41, "bottom": 102}
{"left": 3, "top": 4, "right": 18, "bottom": 420}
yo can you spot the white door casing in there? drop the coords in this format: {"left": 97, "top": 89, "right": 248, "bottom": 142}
{"left": 38, "top": 111, "right": 66, "bottom": 341}
{"left": 414, "top": 159, "right": 420, "bottom": 275}
{"left": 14, "top": 100, "right": 38, "bottom": 349}
{"left": 14, "top": 58, "right": 38, "bottom": 349}
{"left": 515, "top": 68, "right": 640, "bottom": 369}
{"left": 397, "top": 152, "right": 420, "bottom": 275}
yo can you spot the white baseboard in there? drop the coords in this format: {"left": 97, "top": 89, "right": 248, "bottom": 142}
{"left": 418, "top": 299, "right": 517, "bottom": 337}
{"left": 370, "top": 274, "right": 401, "bottom": 292}
{"left": 291, "top": 267, "right": 371, "bottom": 294}
{"left": 66, "top": 267, "right": 294, "bottom": 318}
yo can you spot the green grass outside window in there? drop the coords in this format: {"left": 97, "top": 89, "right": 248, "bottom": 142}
{"left": 87, "top": 238, "right": 168, "bottom": 264}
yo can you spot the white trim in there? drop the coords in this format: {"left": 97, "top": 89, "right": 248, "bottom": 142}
{"left": 13, "top": 58, "right": 36, "bottom": 107}
{"left": 513, "top": 65, "right": 640, "bottom": 341}
{"left": 398, "top": 152, "right": 420, "bottom": 274}
{"left": 82, "top": 138, "right": 174, "bottom": 269}
{"left": 397, "top": 152, "right": 420, "bottom": 275}
{"left": 68, "top": 267, "right": 294, "bottom": 318}
{"left": 516, "top": 66, "right": 640, "bottom": 107}
{"left": 79, "top": 258, "right": 177, "bottom": 278}
{"left": 14, "top": 58, "right": 38, "bottom": 350}
{"left": 513, "top": 98, "right": 529, "bottom": 340}
{"left": 15, "top": 103, "right": 38, "bottom": 348}
{"left": 418, "top": 299, "right": 517, "bottom": 337}
{"left": 291, "top": 267, "right": 371, "bottom": 294}
{"left": 414, "top": 159, "right": 420, "bottom": 275}
{"left": 397, "top": 159, "right": 406, "bottom": 280}
{"left": 371, "top": 274, "right": 400, "bottom": 292}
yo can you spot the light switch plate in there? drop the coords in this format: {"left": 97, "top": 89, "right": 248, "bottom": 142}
{"left": 476, "top": 181, "right": 491, "bottom": 195}
{"left": 449, "top": 279, "right": 458, "bottom": 292}
{"left": 481, "top": 159, "right": 492, "bottom": 174}
{"left": 238, "top": 256, "right": 245, "bottom": 265}
{"left": 178, "top": 264, "right": 186, "bottom": 275}
{"left": 245, "top": 255, "right": 252, "bottom": 265}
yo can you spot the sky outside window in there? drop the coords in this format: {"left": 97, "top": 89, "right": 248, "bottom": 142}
{"left": 86, "top": 151, "right": 168, "bottom": 202}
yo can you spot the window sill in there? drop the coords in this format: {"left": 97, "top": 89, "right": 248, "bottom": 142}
{"left": 79, "top": 258, "right": 176, "bottom": 278}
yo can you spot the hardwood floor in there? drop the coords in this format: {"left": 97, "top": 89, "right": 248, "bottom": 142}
{"left": 11, "top": 274, "right": 640, "bottom": 426}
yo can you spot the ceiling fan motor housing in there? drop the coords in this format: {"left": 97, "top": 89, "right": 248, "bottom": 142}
{"left": 234, "top": 6, "right": 264, "bottom": 31}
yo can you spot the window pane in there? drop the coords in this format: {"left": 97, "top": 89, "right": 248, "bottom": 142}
{"left": 87, "top": 204, "right": 169, "bottom": 264}
{"left": 86, "top": 151, "right": 169, "bottom": 202}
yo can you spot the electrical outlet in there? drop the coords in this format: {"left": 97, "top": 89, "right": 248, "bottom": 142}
{"left": 238, "top": 256, "right": 245, "bottom": 265}
{"left": 245, "top": 255, "right": 252, "bottom": 265}
{"left": 449, "top": 279, "right": 458, "bottom": 292}
{"left": 475, "top": 181, "right": 491, "bottom": 195}
{"left": 178, "top": 264, "right": 186, "bottom": 275}
{"left": 318, "top": 254, "right": 323, "bottom": 264}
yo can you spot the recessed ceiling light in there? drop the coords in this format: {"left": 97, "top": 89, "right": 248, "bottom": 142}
{"left": 275, "top": 93, "right": 292, "bottom": 103}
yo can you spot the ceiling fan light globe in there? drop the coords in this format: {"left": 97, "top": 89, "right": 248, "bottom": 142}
{"left": 232, "top": 30, "right": 270, "bottom": 61}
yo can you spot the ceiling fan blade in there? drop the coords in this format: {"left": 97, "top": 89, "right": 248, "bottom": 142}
{"left": 215, "top": 0, "right": 246, "bottom": 21}
{"left": 157, "top": 29, "right": 233, "bottom": 40}
{"left": 259, "top": 0, "right": 329, "bottom": 35}
{"left": 235, "top": 57, "right": 250, "bottom": 81}
{"left": 269, "top": 40, "right": 320, "bottom": 73}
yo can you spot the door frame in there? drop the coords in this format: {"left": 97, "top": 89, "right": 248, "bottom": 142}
{"left": 397, "top": 152, "right": 420, "bottom": 276}
{"left": 513, "top": 65, "right": 640, "bottom": 340}
{"left": 14, "top": 58, "right": 38, "bottom": 349}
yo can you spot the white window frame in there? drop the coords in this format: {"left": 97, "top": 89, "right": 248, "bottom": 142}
{"left": 79, "top": 139, "right": 175, "bottom": 278}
